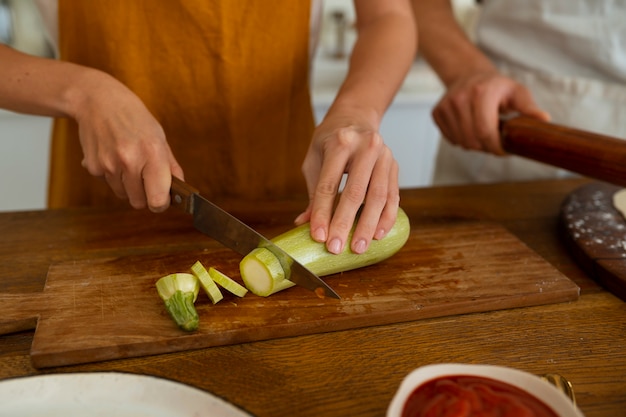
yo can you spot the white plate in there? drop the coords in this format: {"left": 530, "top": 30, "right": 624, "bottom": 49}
{"left": 0, "top": 372, "right": 252, "bottom": 417}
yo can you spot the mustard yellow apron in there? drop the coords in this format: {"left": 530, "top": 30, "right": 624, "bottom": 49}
{"left": 49, "top": 0, "right": 314, "bottom": 208}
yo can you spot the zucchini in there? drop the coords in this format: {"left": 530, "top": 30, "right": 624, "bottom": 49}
{"left": 191, "top": 261, "right": 223, "bottom": 304}
{"left": 240, "top": 207, "right": 411, "bottom": 296}
{"left": 155, "top": 273, "right": 200, "bottom": 331}
{"left": 208, "top": 266, "right": 248, "bottom": 297}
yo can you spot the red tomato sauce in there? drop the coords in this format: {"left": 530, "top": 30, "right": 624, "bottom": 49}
{"left": 402, "top": 375, "right": 559, "bottom": 417}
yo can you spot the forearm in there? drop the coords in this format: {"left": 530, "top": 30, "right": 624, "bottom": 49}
{"left": 0, "top": 44, "right": 108, "bottom": 118}
{"left": 326, "top": 5, "right": 417, "bottom": 128}
{"left": 412, "top": 0, "right": 495, "bottom": 87}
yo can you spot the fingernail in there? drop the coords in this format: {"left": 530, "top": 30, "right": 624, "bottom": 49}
{"left": 374, "top": 228, "right": 386, "bottom": 240}
{"left": 312, "top": 227, "right": 326, "bottom": 242}
{"left": 328, "top": 238, "right": 342, "bottom": 254}
{"left": 294, "top": 213, "right": 305, "bottom": 225}
{"left": 352, "top": 239, "right": 367, "bottom": 254}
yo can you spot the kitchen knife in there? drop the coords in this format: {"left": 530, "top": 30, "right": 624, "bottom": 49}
{"left": 500, "top": 116, "right": 626, "bottom": 186}
{"left": 170, "top": 176, "right": 340, "bottom": 299}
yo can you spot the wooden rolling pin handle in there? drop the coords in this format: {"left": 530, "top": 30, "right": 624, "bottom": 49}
{"left": 500, "top": 116, "right": 626, "bottom": 187}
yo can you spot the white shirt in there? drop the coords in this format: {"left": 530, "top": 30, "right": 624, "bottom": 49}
{"left": 476, "top": 0, "right": 626, "bottom": 84}
{"left": 434, "top": 0, "right": 626, "bottom": 185}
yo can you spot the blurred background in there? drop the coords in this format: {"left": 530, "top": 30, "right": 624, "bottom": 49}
{"left": 0, "top": 0, "right": 478, "bottom": 212}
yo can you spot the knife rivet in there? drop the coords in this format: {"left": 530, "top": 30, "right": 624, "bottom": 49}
{"left": 174, "top": 195, "right": 182, "bottom": 205}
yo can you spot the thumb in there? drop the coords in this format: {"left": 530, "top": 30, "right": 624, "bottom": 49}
{"left": 521, "top": 105, "right": 551, "bottom": 123}
{"left": 294, "top": 204, "right": 312, "bottom": 226}
{"left": 509, "top": 88, "right": 551, "bottom": 122}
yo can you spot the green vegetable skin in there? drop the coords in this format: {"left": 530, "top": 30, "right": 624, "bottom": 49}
{"left": 156, "top": 273, "right": 200, "bottom": 331}
{"left": 240, "top": 207, "right": 411, "bottom": 297}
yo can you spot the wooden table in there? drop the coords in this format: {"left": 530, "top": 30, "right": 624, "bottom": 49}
{"left": 0, "top": 178, "right": 624, "bottom": 416}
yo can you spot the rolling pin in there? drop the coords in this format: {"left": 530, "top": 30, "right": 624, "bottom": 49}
{"left": 500, "top": 116, "right": 626, "bottom": 186}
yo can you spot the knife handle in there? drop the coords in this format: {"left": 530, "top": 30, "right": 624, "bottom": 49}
{"left": 170, "top": 176, "right": 199, "bottom": 214}
{"left": 501, "top": 116, "right": 626, "bottom": 187}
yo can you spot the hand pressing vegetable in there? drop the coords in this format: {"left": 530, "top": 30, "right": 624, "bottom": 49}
{"left": 156, "top": 273, "right": 200, "bottom": 331}
{"left": 240, "top": 207, "right": 411, "bottom": 297}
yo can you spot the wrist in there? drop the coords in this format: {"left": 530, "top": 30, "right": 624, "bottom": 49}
{"left": 437, "top": 54, "right": 498, "bottom": 88}
{"left": 64, "top": 67, "right": 119, "bottom": 120}
{"left": 323, "top": 100, "right": 382, "bottom": 131}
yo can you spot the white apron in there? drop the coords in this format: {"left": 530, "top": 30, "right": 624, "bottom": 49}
{"left": 433, "top": 0, "right": 626, "bottom": 185}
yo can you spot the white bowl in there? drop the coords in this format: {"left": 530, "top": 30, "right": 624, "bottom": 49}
{"left": 387, "top": 363, "right": 584, "bottom": 417}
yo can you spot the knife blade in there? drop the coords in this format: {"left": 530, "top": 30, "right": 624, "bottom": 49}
{"left": 170, "top": 176, "right": 340, "bottom": 299}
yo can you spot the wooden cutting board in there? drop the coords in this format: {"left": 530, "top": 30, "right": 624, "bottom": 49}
{"left": 0, "top": 221, "right": 579, "bottom": 369}
{"left": 560, "top": 181, "right": 626, "bottom": 301}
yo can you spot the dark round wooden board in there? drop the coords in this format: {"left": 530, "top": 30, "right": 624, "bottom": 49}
{"left": 560, "top": 181, "right": 626, "bottom": 301}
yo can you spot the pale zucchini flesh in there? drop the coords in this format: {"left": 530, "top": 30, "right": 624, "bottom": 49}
{"left": 240, "top": 207, "right": 411, "bottom": 296}
{"left": 240, "top": 248, "right": 295, "bottom": 297}
{"left": 191, "top": 261, "right": 223, "bottom": 304}
{"left": 208, "top": 266, "right": 248, "bottom": 297}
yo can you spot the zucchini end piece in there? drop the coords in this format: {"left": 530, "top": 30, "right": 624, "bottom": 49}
{"left": 156, "top": 273, "right": 200, "bottom": 332}
{"left": 164, "top": 290, "right": 199, "bottom": 331}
